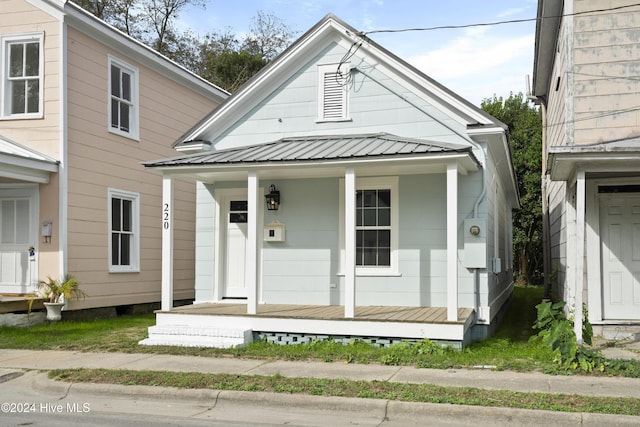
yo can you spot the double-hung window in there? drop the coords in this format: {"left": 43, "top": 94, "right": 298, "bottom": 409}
{"left": 1, "top": 33, "right": 43, "bottom": 118}
{"left": 108, "top": 55, "right": 139, "bottom": 139}
{"left": 340, "top": 177, "right": 399, "bottom": 275}
{"left": 356, "top": 189, "right": 391, "bottom": 266}
{"left": 109, "top": 188, "right": 140, "bottom": 272}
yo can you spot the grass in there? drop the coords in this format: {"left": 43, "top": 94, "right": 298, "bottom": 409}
{"left": 5, "top": 286, "right": 640, "bottom": 415}
{"left": 48, "top": 368, "right": 640, "bottom": 416}
{"left": 2, "top": 285, "right": 639, "bottom": 377}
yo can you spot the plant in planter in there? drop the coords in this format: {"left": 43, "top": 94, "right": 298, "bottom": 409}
{"left": 31, "top": 275, "right": 86, "bottom": 321}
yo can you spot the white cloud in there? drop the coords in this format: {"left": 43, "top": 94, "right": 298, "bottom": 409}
{"left": 497, "top": 7, "right": 528, "bottom": 18}
{"left": 407, "top": 29, "right": 534, "bottom": 105}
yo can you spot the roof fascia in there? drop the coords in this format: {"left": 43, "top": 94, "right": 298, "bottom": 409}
{"left": 548, "top": 151, "right": 640, "bottom": 181}
{"left": 178, "top": 16, "right": 344, "bottom": 145}
{"left": 62, "top": 2, "right": 227, "bottom": 103}
{"left": 26, "top": 0, "right": 65, "bottom": 20}
{"left": 532, "top": 0, "right": 563, "bottom": 101}
{"left": 178, "top": 14, "right": 501, "bottom": 146}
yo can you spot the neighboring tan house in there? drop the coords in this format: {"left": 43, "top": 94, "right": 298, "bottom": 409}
{"left": 0, "top": 0, "right": 227, "bottom": 312}
{"left": 141, "top": 14, "right": 519, "bottom": 349}
{"left": 533, "top": 0, "right": 640, "bottom": 341}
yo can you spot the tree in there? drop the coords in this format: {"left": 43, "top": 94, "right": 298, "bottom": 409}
{"left": 201, "top": 50, "right": 267, "bottom": 93}
{"left": 242, "top": 10, "right": 297, "bottom": 61}
{"left": 75, "top": 2, "right": 296, "bottom": 92}
{"left": 481, "top": 93, "right": 543, "bottom": 284}
{"left": 75, "top": 0, "right": 203, "bottom": 60}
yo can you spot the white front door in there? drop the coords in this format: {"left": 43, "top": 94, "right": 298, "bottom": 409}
{"left": 223, "top": 198, "right": 248, "bottom": 298}
{"left": 0, "top": 185, "right": 38, "bottom": 294}
{"left": 600, "top": 195, "right": 640, "bottom": 320}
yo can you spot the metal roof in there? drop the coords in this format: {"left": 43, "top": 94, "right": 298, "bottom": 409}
{"left": 146, "top": 133, "right": 478, "bottom": 168}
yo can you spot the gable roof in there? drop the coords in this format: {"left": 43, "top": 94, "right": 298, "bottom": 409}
{"left": 173, "top": 13, "right": 507, "bottom": 149}
{"left": 146, "top": 133, "right": 479, "bottom": 168}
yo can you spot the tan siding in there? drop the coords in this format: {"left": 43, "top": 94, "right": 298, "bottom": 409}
{"left": 65, "top": 26, "right": 219, "bottom": 309}
{"left": 0, "top": 0, "right": 61, "bottom": 159}
{"left": 572, "top": 0, "right": 640, "bottom": 144}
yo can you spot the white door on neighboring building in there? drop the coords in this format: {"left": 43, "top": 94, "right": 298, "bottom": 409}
{"left": 600, "top": 194, "right": 640, "bottom": 320}
{"left": 0, "top": 185, "right": 38, "bottom": 294}
{"left": 223, "top": 197, "right": 248, "bottom": 299}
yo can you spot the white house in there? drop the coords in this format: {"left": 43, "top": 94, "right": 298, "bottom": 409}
{"left": 142, "top": 14, "right": 519, "bottom": 348}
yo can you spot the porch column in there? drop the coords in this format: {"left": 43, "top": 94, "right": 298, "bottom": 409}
{"left": 447, "top": 162, "right": 459, "bottom": 321}
{"left": 344, "top": 168, "right": 356, "bottom": 318}
{"left": 246, "top": 172, "right": 259, "bottom": 315}
{"left": 161, "top": 174, "right": 174, "bottom": 311}
{"left": 574, "top": 169, "right": 585, "bottom": 344}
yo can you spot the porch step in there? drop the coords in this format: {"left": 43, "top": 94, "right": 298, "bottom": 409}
{"left": 139, "top": 325, "right": 253, "bottom": 348}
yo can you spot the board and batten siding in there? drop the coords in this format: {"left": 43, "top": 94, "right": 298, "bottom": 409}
{"left": 573, "top": 0, "right": 640, "bottom": 145}
{"left": 65, "top": 26, "right": 219, "bottom": 309}
{"left": 211, "top": 42, "right": 471, "bottom": 150}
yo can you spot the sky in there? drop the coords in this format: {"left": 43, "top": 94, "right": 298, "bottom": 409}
{"left": 179, "top": 0, "right": 538, "bottom": 107}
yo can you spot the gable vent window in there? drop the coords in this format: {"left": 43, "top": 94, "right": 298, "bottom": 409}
{"left": 318, "top": 64, "right": 349, "bottom": 122}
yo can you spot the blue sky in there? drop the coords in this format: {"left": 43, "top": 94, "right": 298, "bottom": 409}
{"left": 180, "top": 0, "right": 538, "bottom": 106}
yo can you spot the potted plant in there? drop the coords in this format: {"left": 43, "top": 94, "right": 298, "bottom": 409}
{"left": 33, "top": 275, "right": 86, "bottom": 321}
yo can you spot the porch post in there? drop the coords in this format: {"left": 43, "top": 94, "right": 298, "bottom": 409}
{"left": 247, "top": 171, "right": 259, "bottom": 315}
{"left": 344, "top": 168, "right": 356, "bottom": 318}
{"left": 447, "top": 162, "right": 459, "bottom": 321}
{"left": 574, "top": 169, "right": 585, "bottom": 344}
{"left": 161, "top": 174, "right": 174, "bottom": 311}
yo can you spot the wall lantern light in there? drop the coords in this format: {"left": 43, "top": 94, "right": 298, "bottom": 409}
{"left": 265, "top": 185, "right": 281, "bottom": 211}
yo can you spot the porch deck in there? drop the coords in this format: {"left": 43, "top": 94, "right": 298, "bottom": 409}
{"left": 142, "top": 303, "right": 476, "bottom": 349}
{"left": 165, "top": 303, "right": 473, "bottom": 324}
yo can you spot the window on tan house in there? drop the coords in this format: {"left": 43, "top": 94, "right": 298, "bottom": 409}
{"left": 317, "top": 63, "right": 350, "bottom": 122}
{"left": 1, "top": 34, "right": 43, "bottom": 118}
{"left": 109, "top": 188, "right": 140, "bottom": 272}
{"left": 108, "top": 55, "right": 139, "bottom": 139}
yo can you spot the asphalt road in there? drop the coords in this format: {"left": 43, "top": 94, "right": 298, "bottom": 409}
{"left": 1, "top": 370, "right": 638, "bottom": 427}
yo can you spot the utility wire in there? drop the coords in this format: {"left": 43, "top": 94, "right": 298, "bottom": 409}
{"left": 359, "top": 3, "right": 640, "bottom": 36}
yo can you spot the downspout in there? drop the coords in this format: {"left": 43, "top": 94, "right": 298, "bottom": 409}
{"left": 351, "top": 67, "right": 489, "bottom": 322}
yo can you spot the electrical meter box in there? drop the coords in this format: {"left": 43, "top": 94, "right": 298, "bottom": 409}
{"left": 463, "top": 218, "right": 487, "bottom": 269}
{"left": 264, "top": 221, "right": 285, "bottom": 242}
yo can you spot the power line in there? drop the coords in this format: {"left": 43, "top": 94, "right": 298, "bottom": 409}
{"left": 360, "top": 3, "right": 640, "bottom": 36}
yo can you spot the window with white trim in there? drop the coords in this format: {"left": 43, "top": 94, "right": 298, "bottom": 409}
{"left": 1, "top": 33, "right": 43, "bottom": 118}
{"left": 317, "top": 63, "right": 349, "bottom": 121}
{"left": 108, "top": 188, "right": 140, "bottom": 272}
{"left": 108, "top": 56, "right": 139, "bottom": 139}
{"left": 356, "top": 189, "right": 391, "bottom": 266}
{"left": 340, "top": 177, "right": 399, "bottom": 275}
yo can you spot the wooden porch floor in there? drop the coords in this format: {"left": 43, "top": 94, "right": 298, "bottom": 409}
{"left": 166, "top": 303, "right": 474, "bottom": 325}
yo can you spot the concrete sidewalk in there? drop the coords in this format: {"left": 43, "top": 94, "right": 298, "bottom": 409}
{"left": 1, "top": 349, "right": 639, "bottom": 426}
{"left": 0, "top": 348, "right": 639, "bottom": 398}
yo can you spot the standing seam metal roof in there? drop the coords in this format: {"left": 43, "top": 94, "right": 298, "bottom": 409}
{"left": 145, "top": 133, "right": 476, "bottom": 168}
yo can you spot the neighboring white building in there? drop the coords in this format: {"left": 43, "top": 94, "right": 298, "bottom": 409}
{"left": 533, "top": 0, "right": 640, "bottom": 340}
{"left": 143, "top": 14, "right": 519, "bottom": 348}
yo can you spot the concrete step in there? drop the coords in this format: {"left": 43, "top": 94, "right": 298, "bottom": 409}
{"left": 139, "top": 325, "right": 253, "bottom": 348}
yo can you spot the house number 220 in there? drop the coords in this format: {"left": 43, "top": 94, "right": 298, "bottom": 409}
{"left": 163, "top": 203, "right": 170, "bottom": 230}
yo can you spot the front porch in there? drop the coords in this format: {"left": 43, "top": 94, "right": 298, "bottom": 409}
{"left": 140, "top": 304, "right": 476, "bottom": 349}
